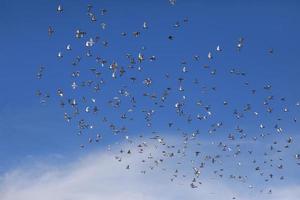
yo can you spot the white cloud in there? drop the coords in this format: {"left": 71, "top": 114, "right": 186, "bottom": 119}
{"left": 0, "top": 146, "right": 299, "bottom": 200}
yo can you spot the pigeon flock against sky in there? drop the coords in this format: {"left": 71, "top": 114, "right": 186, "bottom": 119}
{"left": 34, "top": 0, "right": 300, "bottom": 198}
{"left": 1, "top": 1, "right": 300, "bottom": 200}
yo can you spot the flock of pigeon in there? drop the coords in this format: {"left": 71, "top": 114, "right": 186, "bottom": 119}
{"left": 36, "top": 1, "right": 299, "bottom": 198}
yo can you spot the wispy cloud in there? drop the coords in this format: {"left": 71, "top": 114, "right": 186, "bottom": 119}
{"left": 0, "top": 147, "right": 299, "bottom": 200}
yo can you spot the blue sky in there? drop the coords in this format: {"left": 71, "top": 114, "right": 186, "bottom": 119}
{"left": 0, "top": 1, "right": 300, "bottom": 199}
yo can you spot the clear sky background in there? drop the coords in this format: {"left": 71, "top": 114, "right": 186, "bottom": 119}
{"left": 0, "top": 1, "right": 300, "bottom": 199}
